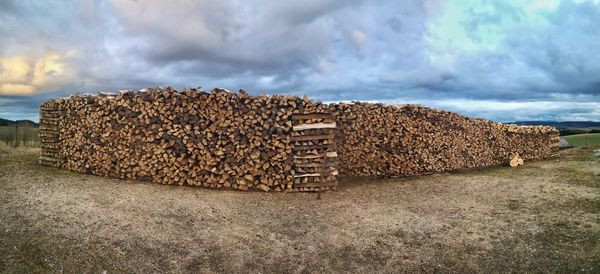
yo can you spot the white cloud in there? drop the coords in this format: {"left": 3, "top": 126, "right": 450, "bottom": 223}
{"left": 350, "top": 29, "right": 367, "bottom": 48}
{"left": 350, "top": 97, "right": 600, "bottom": 122}
{"left": 0, "top": 0, "right": 599, "bottom": 122}
{"left": 317, "top": 58, "right": 335, "bottom": 73}
{"left": 0, "top": 53, "right": 75, "bottom": 95}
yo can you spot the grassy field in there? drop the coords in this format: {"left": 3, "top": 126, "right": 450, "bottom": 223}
{"left": 0, "top": 147, "right": 599, "bottom": 272}
{"left": 0, "top": 126, "right": 39, "bottom": 147}
{"left": 563, "top": 133, "right": 600, "bottom": 147}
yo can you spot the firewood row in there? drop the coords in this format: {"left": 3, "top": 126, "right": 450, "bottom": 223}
{"left": 39, "top": 106, "right": 62, "bottom": 167}
{"left": 290, "top": 113, "right": 338, "bottom": 192}
{"left": 39, "top": 88, "right": 338, "bottom": 192}
{"left": 39, "top": 87, "right": 559, "bottom": 191}
{"left": 330, "top": 102, "right": 559, "bottom": 176}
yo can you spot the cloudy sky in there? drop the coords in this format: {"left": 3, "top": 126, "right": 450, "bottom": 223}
{"left": 1, "top": 0, "right": 599, "bottom": 122}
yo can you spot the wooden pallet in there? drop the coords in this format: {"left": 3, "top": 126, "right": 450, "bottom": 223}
{"left": 290, "top": 113, "right": 338, "bottom": 192}
{"left": 39, "top": 108, "right": 62, "bottom": 167}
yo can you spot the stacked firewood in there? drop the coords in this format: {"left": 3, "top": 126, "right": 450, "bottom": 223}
{"left": 290, "top": 112, "right": 338, "bottom": 192}
{"left": 39, "top": 88, "right": 559, "bottom": 191}
{"left": 330, "top": 102, "right": 559, "bottom": 176}
{"left": 39, "top": 101, "right": 62, "bottom": 167}
{"left": 39, "top": 88, "right": 338, "bottom": 192}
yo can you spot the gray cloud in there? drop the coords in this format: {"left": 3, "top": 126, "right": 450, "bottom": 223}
{"left": 0, "top": 0, "right": 599, "bottom": 122}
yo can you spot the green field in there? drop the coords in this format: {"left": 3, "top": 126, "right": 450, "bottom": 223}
{"left": 0, "top": 126, "right": 40, "bottom": 147}
{"left": 563, "top": 133, "right": 600, "bottom": 147}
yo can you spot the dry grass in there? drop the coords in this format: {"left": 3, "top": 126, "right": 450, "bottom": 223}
{"left": 0, "top": 147, "right": 599, "bottom": 273}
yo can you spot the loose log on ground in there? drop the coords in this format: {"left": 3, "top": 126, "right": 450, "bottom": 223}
{"left": 509, "top": 155, "right": 520, "bottom": 167}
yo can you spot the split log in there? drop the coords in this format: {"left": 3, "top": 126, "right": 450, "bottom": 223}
{"left": 509, "top": 155, "right": 520, "bottom": 167}
{"left": 39, "top": 87, "right": 339, "bottom": 192}
{"left": 331, "top": 102, "right": 559, "bottom": 176}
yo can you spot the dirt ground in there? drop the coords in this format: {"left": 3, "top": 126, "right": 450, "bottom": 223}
{"left": 1, "top": 147, "right": 599, "bottom": 273}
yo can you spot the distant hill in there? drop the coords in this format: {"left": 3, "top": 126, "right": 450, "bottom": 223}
{"left": 510, "top": 121, "right": 600, "bottom": 136}
{"left": 510, "top": 121, "right": 600, "bottom": 128}
{"left": 0, "top": 118, "right": 39, "bottom": 127}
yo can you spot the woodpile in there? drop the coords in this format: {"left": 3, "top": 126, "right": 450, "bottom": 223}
{"left": 291, "top": 112, "right": 338, "bottom": 192}
{"left": 39, "top": 88, "right": 559, "bottom": 192}
{"left": 330, "top": 102, "right": 559, "bottom": 176}
{"left": 39, "top": 88, "right": 337, "bottom": 192}
{"left": 39, "top": 101, "right": 62, "bottom": 167}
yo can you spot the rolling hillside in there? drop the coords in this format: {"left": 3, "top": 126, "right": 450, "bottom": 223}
{"left": 0, "top": 118, "right": 39, "bottom": 127}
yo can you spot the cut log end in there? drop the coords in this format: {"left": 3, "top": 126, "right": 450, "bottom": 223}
{"left": 509, "top": 155, "right": 524, "bottom": 167}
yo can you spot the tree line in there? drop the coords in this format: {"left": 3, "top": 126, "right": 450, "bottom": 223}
{"left": 0, "top": 126, "right": 40, "bottom": 147}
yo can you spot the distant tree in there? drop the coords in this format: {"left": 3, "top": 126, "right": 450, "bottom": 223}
{"left": 559, "top": 129, "right": 588, "bottom": 136}
{"left": 0, "top": 126, "right": 14, "bottom": 145}
{"left": 0, "top": 118, "right": 11, "bottom": 126}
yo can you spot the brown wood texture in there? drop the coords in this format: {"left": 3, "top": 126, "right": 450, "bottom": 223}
{"left": 38, "top": 88, "right": 337, "bottom": 192}
{"left": 290, "top": 113, "right": 338, "bottom": 192}
{"left": 39, "top": 88, "right": 559, "bottom": 192}
{"left": 331, "top": 102, "right": 559, "bottom": 176}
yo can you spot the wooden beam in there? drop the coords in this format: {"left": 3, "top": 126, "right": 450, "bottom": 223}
{"left": 294, "top": 170, "right": 338, "bottom": 177}
{"left": 294, "top": 181, "right": 338, "bottom": 187}
{"left": 295, "top": 162, "right": 336, "bottom": 168}
{"left": 290, "top": 134, "right": 335, "bottom": 142}
{"left": 39, "top": 156, "right": 60, "bottom": 162}
{"left": 293, "top": 152, "right": 337, "bottom": 159}
{"left": 292, "top": 113, "right": 335, "bottom": 120}
{"left": 292, "top": 144, "right": 334, "bottom": 151}
{"left": 40, "top": 117, "right": 61, "bottom": 122}
{"left": 293, "top": 122, "right": 336, "bottom": 131}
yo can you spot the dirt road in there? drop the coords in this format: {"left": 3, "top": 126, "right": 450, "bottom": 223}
{"left": 1, "top": 147, "right": 599, "bottom": 273}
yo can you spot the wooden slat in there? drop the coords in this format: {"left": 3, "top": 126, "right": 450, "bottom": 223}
{"left": 39, "top": 125, "right": 59, "bottom": 129}
{"left": 290, "top": 133, "right": 335, "bottom": 142}
{"left": 293, "top": 181, "right": 338, "bottom": 187}
{"left": 295, "top": 162, "right": 336, "bottom": 168}
{"left": 41, "top": 114, "right": 61, "bottom": 119}
{"left": 39, "top": 128, "right": 60, "bottom": 132}
{"left": 40, "top": 117, "right": 60, "bottom": 122}
{"left": 293, "top": 122, "right": 336, "bottom": 131}
{"left": 39, "top": 156, "right": 60, "bottom": 162}
{"left": 292, "top": 113, "right": 335, "bottom": 120}
{"left": 42, "top": 143, "right": 61, "bottom": 148}
{"left": 293, "top": 152, "right": 337, "bottom": 159}
{"left": 294, "top": 170, "right": 338, "bottom": 177}
{"left": 292, "top": 144, "right": 334, "bottom": 151}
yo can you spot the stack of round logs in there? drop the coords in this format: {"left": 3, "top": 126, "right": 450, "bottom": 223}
{"left": 39, "top": 88, "right": 338, "bottom": 192}
{"left": 330, "top": 102, "right": 559, "bottom": 177}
